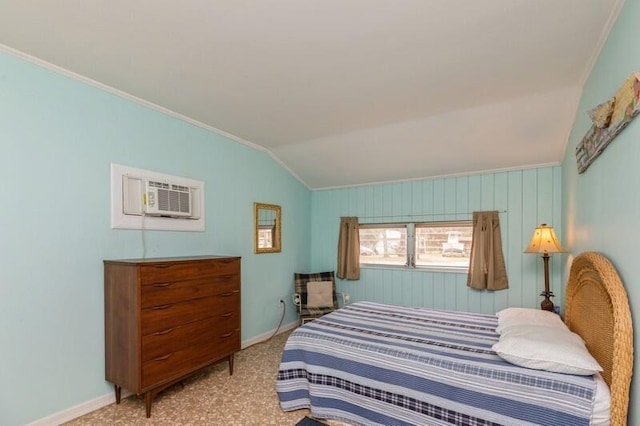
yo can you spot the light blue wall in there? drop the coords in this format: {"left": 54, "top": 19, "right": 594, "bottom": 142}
{"left": 562, "top": 1, "right": 640, "bottom": 423}
{"left": 0, "top": 52, "right": 310, "bottom": 425}
{"left": 310, "top": 167, "right": 563, "bottom": 314}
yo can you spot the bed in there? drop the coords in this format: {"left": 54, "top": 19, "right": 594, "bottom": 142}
{"left": 276, "top": 252, "right": 633, "bottom": 425}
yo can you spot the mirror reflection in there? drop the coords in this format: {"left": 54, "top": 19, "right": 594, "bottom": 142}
{"left": 254, "top": 202, "right": 281, "bottom": 253}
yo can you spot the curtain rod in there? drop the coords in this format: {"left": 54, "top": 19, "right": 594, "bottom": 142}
{"left": 356, "top": 210, "right": 507, "bottom": 220}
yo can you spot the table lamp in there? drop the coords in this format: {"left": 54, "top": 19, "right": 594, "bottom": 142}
{"left": 524, "top": 224, "right": 565, "bottom": 311}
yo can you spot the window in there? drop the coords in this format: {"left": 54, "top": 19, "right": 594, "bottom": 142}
{"left": 415, "top": 222, "right": 472, "bottom": 269}
{"left": 359, "top": 224, "right": 407, "bottom": 266}
{"left": 359, "top": 221, "right": 472, "bottom": 271}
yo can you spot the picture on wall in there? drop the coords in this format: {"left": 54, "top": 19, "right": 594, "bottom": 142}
{"left": 576, "top": 72, "right": 640, "bottom": 173}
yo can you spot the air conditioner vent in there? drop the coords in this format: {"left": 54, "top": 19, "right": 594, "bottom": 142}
{"left": 145, "top": 180, "right": 192, "bottom": 217}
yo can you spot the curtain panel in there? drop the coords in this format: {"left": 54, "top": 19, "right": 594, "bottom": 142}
{"left": 467, "top": 211, "right": 508, "bottom": 290}
{"left": 337, "top": 217, "right": 360, "bottom": 280}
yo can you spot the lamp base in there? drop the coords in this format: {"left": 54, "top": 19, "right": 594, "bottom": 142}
{"left": 540, "top": 290, "right": 554, "bottom": 312}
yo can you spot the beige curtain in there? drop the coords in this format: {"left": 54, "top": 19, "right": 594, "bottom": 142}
{"left": 467, "top": 211, "right": 508, "bottom": 290}
{"left": 337, "top": 217, "right": 360, "bottom": 280}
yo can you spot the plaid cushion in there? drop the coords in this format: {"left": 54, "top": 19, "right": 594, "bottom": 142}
{"left": 294, "top": 271, "right": 338, "bottom": 320}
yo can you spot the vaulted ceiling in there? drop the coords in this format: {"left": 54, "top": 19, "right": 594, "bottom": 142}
{"left": 0, "top": 1, "right": 624, "bottom": 188}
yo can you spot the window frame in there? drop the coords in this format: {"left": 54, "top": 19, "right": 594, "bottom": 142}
{"left": 358, "top": 220, "right": 473, "bottom": 273}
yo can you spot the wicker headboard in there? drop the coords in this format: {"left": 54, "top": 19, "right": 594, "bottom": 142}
{"left": 565, "top": 252, "right": 633, "bottom": 426}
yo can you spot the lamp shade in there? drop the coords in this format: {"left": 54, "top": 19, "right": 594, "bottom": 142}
{"left": 524, "top": 224, "right": 565, "bottom": 254}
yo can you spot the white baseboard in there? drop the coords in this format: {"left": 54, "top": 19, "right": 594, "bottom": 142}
{"left": 242, "top": 320, "right": 298, "bottom": 348}
{"left": 27, "top": 390, "right": 133, "bottom": 426}
{"left": 28, "top": 322, "right": 298, "bottom": 425}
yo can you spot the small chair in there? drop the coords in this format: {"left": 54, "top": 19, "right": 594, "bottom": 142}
{"left": 292, "top": 271, "right": 349, "bottom": 325}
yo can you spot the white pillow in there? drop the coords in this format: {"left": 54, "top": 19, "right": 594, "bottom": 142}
{"left": 495, "top": 307, "right": 567, "bottom": 334}
{"left": 492, "top": 325, "right": 602, "bottom": 375}
{"left": 306, "top": 281, "right": 333, "bottom": 308}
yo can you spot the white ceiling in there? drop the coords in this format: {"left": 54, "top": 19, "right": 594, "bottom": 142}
{"left": 0, "top": 1, "right": 624, "bottom": 189}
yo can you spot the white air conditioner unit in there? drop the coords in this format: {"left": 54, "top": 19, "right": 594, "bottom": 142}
{"left": 144, "top": 180, "right": 192, "bottom": 217}
{"left": 115, "top": 165, "right": 205, "bottom": 231}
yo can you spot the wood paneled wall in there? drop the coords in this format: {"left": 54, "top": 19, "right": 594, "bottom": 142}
{"left": 310, "top": 166, "right": 563, "bottom": 314}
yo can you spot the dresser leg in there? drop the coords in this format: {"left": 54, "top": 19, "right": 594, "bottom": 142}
{"left": 114, "top": 385, "right": 121, "bottom": 404}
{"left": 145, "top": 392, "right": 153, "bottom": 418}
{"left": 228, "top": 353, "right": 234, "bottom": 375}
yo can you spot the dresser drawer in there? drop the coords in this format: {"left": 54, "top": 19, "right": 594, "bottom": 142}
{"left": 141, "top": 276, "right": 239, "bottom": 308}
{"left": 141, "top": 292, "right": 240, "bottom": 335}
{"left": 140, "top": 258, "right": 240, "bottom": 285}
{"left": 142, "top": 312, "right": 239, "bottom": 361}
{"left": 142, "top": 329, "right": 240, "bottom": 388}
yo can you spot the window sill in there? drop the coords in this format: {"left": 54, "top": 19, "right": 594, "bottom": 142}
{"left": 360, "top": 264, "right": 468, "bottom": 274}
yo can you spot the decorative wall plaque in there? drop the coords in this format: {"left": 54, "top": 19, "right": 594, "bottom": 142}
{"left": 576, "top": 72, "right": 640, "bottom": 173}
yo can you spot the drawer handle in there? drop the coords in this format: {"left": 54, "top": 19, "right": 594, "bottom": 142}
{"left": 153, "top": 282, "right": 172, "bottom": 288}
{"left": 219, "top": 292, "right": 235, "bottom": 297}
{"left": 152, "top": 264, "right": 171, "bottom": 269}
{"left": 220, "top": 313, "right": 232, "bottom": 318}
{"left": 152, "top": 353, "right": 173, "bottom": 361}
{"left": 153, "top": 327, "right": 175, "bottom": 336}
{"left": 152, "top": 304, "right": 171, "bottom": 310}
{"left": 219, "top": 332, "right": 234, "bottom": 339}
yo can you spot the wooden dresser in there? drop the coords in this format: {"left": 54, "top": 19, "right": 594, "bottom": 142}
{"left": 104, "top": 255, "right": 241, "bottom": 417}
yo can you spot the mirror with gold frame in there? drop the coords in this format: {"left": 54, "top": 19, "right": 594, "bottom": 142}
{"left": 254, "top": 202, "right": 281, "bottom": 254}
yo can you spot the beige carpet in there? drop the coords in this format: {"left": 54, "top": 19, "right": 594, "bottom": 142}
{"left": 65, "top": 330, "right": 311, "bottom": 425}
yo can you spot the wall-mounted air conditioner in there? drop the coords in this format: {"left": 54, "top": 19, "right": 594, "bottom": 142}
{"left": 112, "top": 164, "right": 205, "bottom": 231}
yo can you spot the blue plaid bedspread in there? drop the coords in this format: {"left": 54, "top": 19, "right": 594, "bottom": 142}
{"left": 276, "top": 302, "right": 597, "bottom": 426}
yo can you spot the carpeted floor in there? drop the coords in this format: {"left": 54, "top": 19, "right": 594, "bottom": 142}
{"left": 64, "top": 329, "right": 312, "bottom": 425}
